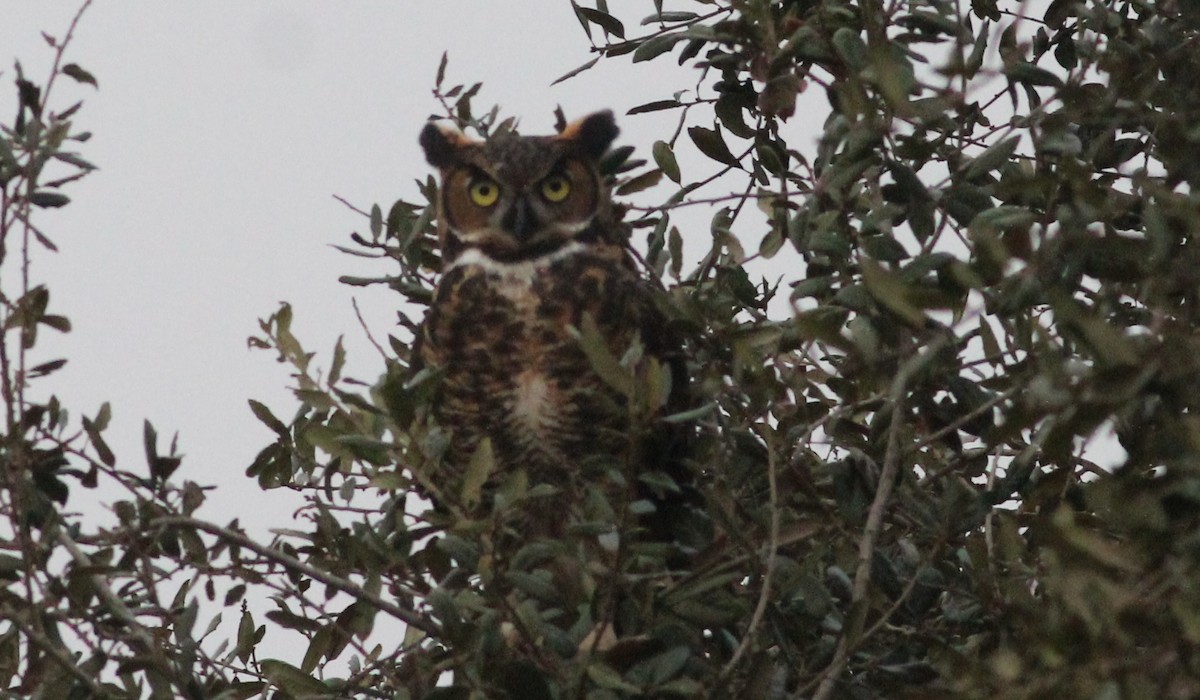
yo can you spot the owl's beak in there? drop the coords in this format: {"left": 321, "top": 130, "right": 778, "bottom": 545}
{"left": 504, "top": 196, "right": 538, "bottom": 240}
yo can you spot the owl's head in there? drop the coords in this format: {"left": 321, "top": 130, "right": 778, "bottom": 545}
{"left": 419, "top": 111, "right": 619, "bottom": 262}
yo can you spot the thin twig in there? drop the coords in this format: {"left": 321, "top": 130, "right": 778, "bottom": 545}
{"left": 55, "top": 528, "right": 158, "bottom": 652}
{"left": 353, "top": 297, "right": 389, "bottom": 361}
{"left": 811, "top": 335, "right": 951, "bottom": 700}
{"left": 18, "top": 1, "right": 95, "bottom": 418}
{"left": 37, "top": 0, "right": 94, "bottom": 117}
{"left": 7, "top": 614, "right": 110, "bottom": 698}
{"left": 150, "top": 515, "right": 441, "bottom": 637}
{"left": 913, "top": 386, "right": 1018, "bottom": 483}
{"left": 1, "top": 4, "right": 98, "bottom": 673}
{"left": 625, "top": 190, "right": 777, "bottom": 212}
{"left": 718, "top": 427, "right": 781, "bottom": 683}
{"left": 333, "top": 193, "right": 372, "bottom": 218}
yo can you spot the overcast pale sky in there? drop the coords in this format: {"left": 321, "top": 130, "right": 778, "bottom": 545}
{"left": 0, "top": 2, "right": 706, "bottom": 526}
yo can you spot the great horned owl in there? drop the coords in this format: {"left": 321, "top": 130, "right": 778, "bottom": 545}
{"left": 415, "top": 111, "right": 697, "bottom": 549}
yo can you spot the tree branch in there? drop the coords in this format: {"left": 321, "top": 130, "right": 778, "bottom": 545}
{"left": 150, "top": 515, "right": 441, "bottom": 637}
{"left": 811, "top": 334, "right": 951, "bottom": 700}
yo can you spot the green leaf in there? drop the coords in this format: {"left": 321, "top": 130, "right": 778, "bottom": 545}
{"left": 616, "top": 168, "right": 663, "bottom": 195}
{"left": 653, "top": 141, "right": 681, "bottom": 183}
{"left": 462, "top": 437, "right": 495, "bottom": 509}
{"left": 505, "top": 570, "right": 560, "bottom": 602}
{"left": 970, "top": 205, "right": 1035, "bottom": 232}
{"left": 570, "top": 1, "right": 593, "bottom": 41}
{"left": 642, "top": 11, "right": 699, "bottom": 24}
{"left": 861, "top": 258, "right": 927, "bottom": 327}
{"left": 668, "top": 225, "right": 682, "bottom": 279}
{"left": 1004, "top": 61, "right": 1063, "bottom": 88}
{"left": 329, "top": 336, "right": 346, "bottom": 385}
{"left": 861, "top": 233, "right": 909, "bottom": 261}
{"left": 27, "top": 358, "right": 66, "bottom": 378}
{"left": 28, "top": 191, "right": 69, "bottom": 208}
{"left": 174, "top": 599, "right": 199, "bottom": 643}
{"left": 369, "top": 471, "right": 406, "bottom": 490}
{"left": 60, "top": 63, "right": 97, "bottom": 87}
{"left": 572, "top": 312, "right": 634, "bottom": 396}
{"left": 52, "top": 151, "right": 97, "bottom": 171}
{"left": 1067, "top": 312, "right": 1140, "bottom": 368}
{"left": 758, "top": 74, "right": 802, "bottom": 118}
{"left": 143, "top": 419, "right": 159, "bottom": 466}
{"left": 715, "top": 93, "right": 754, "bottom": 138}
{"left": 899, "top": 10, "right": 965, "bottom": 36}
{"left": 1040, "top": 129, "right": 1083, "bottom": 157}
{"left": 435, "top": 51, "right": 448, "bottom": 87}
{"left": 82, "top": 416, "right": 115, "bottom": 467}
{"left": 946, "top": 184, "right": 996, "bottom": 226}
{"left": 236, "top": 610, "right": 256, "bottom": 662}
{"left": 964, "top": 136, "right": 1020, "bottom": 180}
{"left": 658, "top": 678, "right": 704, "bottom": 696}
{"left": 94, "top": 401, "right": 112, "bottom": 431}
{"left": 438, "top": 535, "right": 481, "bottom": 568}
{"left": 832, "top": 27, "right": 868, "bottom": 71}
{"left": 632, "top": 33, "right": 683, "bottom": 62}
{"left": 965, "top": 20, "right": 990, "bottom": 76}
{"left": 0, "top": 136, "right": 14, "bottom": 169}
{"left": 759, "top": 228, "right": 785, "bottom": 259}
{"left": 757, "top": 140, "right": 788, "bottom": 177}
{"left": 587, "top": 663, "right": 643, "bottom": 694}
{"left": 687, "top": 125, "right": 740, "bottom": 167}
{"left": 301, "top": 625, "right": 331, "bottom": 674}
{"left": 369, "top": 203, "right": 383, "bottom": 238}
{"left": 973, "top": 0, "right": 1001, "bottom": 20}
{"left": 260, "top": 659, "right": 331, "bottom": 697}
{"left": 551, "top": 56, "right": 600, "bottom": 85}
{"left": 575, "top": 7, "right": 625, "bottom": 38}
{"left": 39, "top": 314, "right": 70, "bottom": 332}
{"left": 599, "top": 144, "right": 636, "bottom": 176}
{"left": 628, "top": 99, "right": 680, "bottom": 115}
{"left": 248, "top": 400, "right": 289, "bottom": 438}
{"left": 333, "top": 435, "right": 392, "bottom": 465}
{"left": 638, "top": 645, "right": 691, "bottom": 685}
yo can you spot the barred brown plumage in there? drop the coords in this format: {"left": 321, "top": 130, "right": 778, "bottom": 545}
{"left": 412, "top": 114, "right": 709, "bottom": 635}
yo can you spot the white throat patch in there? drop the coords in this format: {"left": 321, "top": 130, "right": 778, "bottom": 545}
{"left": 444, "top": 241, "right": 588, "bottom": 281}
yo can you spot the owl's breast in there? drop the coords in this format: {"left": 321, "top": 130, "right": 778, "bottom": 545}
{"left": 420, "top": 242, "right": 642, "bottom": 479}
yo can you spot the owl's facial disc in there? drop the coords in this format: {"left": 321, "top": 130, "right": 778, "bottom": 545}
{"left": 420, "top": 112, "right": 617, "bottom": 260}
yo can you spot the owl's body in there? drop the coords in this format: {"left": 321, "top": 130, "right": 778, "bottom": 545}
{"left": 421, "top": 242, "right": 657, "bottom": 488}
{"left": 416, "top": 112, "right": 692, "bottom": 538}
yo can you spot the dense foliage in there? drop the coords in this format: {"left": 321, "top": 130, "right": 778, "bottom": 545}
{"left": 6, "top": 0, "right": 1200, "bottom": 698}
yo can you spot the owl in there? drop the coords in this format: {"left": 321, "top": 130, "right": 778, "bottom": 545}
{"left": 414, "top": 111, "right": 699, "bottom": 552}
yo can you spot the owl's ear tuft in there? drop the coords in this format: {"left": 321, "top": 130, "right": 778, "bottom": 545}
{"left": 420, "top": 121, "right": 467, "bottom": 169}
{"left": 560, "top": 110, "right": 618, "bottom": 159}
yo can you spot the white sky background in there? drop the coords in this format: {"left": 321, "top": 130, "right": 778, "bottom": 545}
{"left": 0, "top": 2, "right": 714, "bottom": 528}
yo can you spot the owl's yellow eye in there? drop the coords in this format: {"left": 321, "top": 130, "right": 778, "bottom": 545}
{"left": 468, "top": 178, "right": 500, "bottom": 207}
{"left": 540, "top": 175, "right": 571, "bottom": 203}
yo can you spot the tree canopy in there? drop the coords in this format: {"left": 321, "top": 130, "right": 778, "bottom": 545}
{"left": 4, "top": 1, "right": 1200, "bottom": 698}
